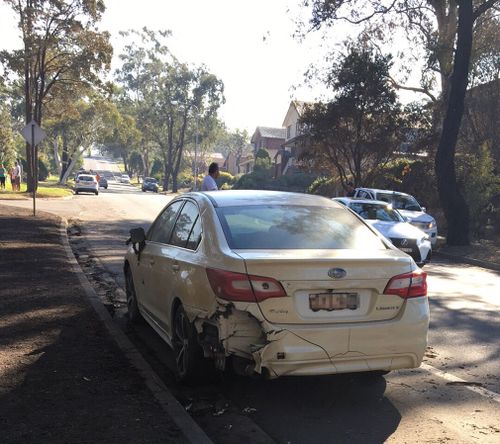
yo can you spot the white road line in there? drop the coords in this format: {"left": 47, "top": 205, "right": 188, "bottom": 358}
{"left": 421, "top": 363, "right": 500, "bottom": 404}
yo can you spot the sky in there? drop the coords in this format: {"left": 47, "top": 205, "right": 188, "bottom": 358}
{"left": 0, "top": 0, "right": 417, "bottom": 134}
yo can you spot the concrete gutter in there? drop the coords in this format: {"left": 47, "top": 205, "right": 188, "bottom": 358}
{"left": 58, "top": 218, "right": 213, "bottom": 444}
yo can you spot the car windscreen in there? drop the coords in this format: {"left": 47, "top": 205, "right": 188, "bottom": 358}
{"left": 78, "top": 176, "right": 94, "bottom": 182}
{"left": 376, "top": 193, "right": 422, "bottom": 211}
{"left": 349, "top": 203, "right": 403, "bottom": 222}
{"left": 216, "top": 205, "right": 387, "bottom": 250}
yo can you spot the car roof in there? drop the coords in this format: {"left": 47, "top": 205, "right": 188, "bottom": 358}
{"left": 189, "top": 190, "right": 343, "bottom": 208}
{"left": 334, "top": 197, "right": 392, "bottom": 206}
{"left": 78, "top": 174, "right": 94, "bottom": 178}
{"left": 356, "top": 187, "right": 412, "bottom": 197}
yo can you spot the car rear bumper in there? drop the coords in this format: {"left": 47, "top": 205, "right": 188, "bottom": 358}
{"left": 252, "top": 297, "right": 429, "bottom": 378}
{"left": 75, "top": 186, "right": 98, "bottom": 192}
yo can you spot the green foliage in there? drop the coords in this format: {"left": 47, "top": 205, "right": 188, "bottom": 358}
{"left": 216, "top": 171, "right": 236, "bottom": 189}
{"left": 308, "top": 176, "right": 339, "bottom": 197}
{"left": 457, "top": 145, "right": 500, "bottom": 238}
{"left": 38, "top": 158, "right": 50, "bottom": 181}
{"left": 128, "top": 151, "right": 143, "bottom": 175}
{"left": 255, "top": 148, "right": 270, "bottom": 159}
{"left": 300, "top": 44, "right": 405, "bottom": 187}
{"left": 0, "top": 107, "right": 17, "bottom": 167}
{"left": 150, "top": 158, "right": 164, "bottom": 178}
{"left": 371, "top": 158, "right": 440, "bottom": 211}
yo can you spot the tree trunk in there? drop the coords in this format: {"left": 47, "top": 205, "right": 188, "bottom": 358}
{"left": 434, "top": 0, "right": 473, "bottom": 246}
{"left": 53, "top": 137, "right": 62, "bottom": 176}
{"left": 59, "top": 131, "right": 69, "bottom": 182}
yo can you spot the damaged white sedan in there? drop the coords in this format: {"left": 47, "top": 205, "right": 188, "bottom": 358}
{"left": 124, "top": 190, "right": 429, "bottom": 382}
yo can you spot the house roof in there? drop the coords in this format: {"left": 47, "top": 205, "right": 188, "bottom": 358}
{"left": 251, "top": 126, "right": 286, "bottom": 143}
{"left": 282, "top": 100, "right": 313, "bottom": 127}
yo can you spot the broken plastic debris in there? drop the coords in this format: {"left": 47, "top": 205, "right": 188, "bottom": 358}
{"left": 242, "top": 407, "right": 257, "bottom": 414}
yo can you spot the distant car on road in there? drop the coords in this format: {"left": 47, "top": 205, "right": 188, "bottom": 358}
{"left": 75, "top": 174, "right": 98, "bottom": 195}
{"left": 124, "top": 190, "right": 429, "bottom": 382}
{"left": 334, "top": 197, "right": 431, "bottom": 266}
{"left": 99, "top": 176, "right": 108, "bottom": 189}
{"left": 142, "top": 177, "right": 159, "bottom": 193}
{"left": 353, "top": 187, "right": 438, "bottom": 245}
{"left": 120, "top": 174, "right": 131, "bottom": 184}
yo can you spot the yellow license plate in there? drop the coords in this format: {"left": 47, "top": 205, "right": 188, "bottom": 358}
{"left": 309, "top": 292, "right": 358, "bottom": 312}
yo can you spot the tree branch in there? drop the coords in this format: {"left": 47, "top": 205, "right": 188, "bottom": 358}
{"left": 389, "top": 76, "right": 437, "bottom": 102}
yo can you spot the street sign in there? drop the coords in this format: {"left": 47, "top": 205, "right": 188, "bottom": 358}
{"left": 21, "top": 120, "right": 46, "bottom": 147}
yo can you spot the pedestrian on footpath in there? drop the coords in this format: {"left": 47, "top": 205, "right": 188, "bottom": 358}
{"left": 0, "top": 163, "right": 6, "bottom": 190}
{"left": 201, "top": 162, "right": 220, "bottom": 191}
{"left": 13, "top": 161, "right": 21, "bottom": 191}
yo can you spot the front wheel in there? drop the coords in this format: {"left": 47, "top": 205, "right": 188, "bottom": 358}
{"left": 172, "top": 304, "right": 207, "bottom": 383}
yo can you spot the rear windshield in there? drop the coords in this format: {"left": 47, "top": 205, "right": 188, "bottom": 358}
{"left": 79, "top": 176, "right": 94, "bottom": 181}
{"left": 216, "top": 205, "right": 387, "bottom": 250}
{"left": 376, "top": 193, "right": 421, "bottom": 211}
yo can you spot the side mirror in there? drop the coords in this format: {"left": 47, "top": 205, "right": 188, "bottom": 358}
{"left": 129, "top": 227, "right": 146, "bottom": 244}
{"left": 421, "top": 207, "right": 427, "bottom": 213}
{"left": 127, "top": 227, "right": 146, "bottom": 255}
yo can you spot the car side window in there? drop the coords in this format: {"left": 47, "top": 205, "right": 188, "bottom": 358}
{"left": 186, "top": 217, "right": 202, "bottom": 250}
{"left": 148, "top": 201, "right": 184, "bottom": 244}
{"left": 170, "top": 201, "right": 200, "bottom": 249}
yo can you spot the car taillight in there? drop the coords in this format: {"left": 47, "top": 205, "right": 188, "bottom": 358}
{"left": 384, "top": 270, "right": 427, "bottom": 298}
{"left": 206, "top": 268, "right": 286, "bottom": 303}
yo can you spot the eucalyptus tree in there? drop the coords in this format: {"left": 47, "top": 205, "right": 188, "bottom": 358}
{"left": 0, "top": 0, "right": 112, "bottom": 191}
{"left": 115, "top": 29, "right": 224, "bottom": 192}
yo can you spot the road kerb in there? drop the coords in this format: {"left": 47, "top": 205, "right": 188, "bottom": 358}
{"left": 434, "top": 251, "right": 500, "bottom": 272}
{"left": 58, "top": 218, "right": 213, "bottom": 444}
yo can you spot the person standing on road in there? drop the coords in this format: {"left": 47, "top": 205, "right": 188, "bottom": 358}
{"left": 0, "top": 164, "right": 6, "bottom": 190}
{"left": 201, "top": 162, "right": 220, "bottom": 191}
{"left": 11, "top": 162, "right": 21, "bottom": 191}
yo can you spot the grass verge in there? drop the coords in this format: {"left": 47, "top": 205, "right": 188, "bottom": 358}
{"left": 0, "top": 178, "right": 74, "bottom": 199}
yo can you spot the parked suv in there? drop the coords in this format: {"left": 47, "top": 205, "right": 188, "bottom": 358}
{"left": 353, "top": 188, "right": 437, "bottom": 245}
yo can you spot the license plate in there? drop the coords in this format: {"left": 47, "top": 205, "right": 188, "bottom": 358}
{"left": 400, "top": 247, "right": 413, "bottom": 252}
{"left": 309, "top": 292, "right": 358, "bottom": 312}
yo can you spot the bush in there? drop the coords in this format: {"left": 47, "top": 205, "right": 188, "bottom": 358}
{"left": 457, "top": 144, "right": 500, "bottom": 238}
{"left": 38, "top": 158, "right": 49, "bottom": 181}
{"left": 216, "top": 171, "right": 235, "bottom": 189}
{"left": 308, "top": 176, "right": 339, "bottom": 197}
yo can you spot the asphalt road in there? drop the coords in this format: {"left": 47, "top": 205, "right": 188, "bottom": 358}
{"left": 4, "top": 168, "right": 500, "bottom": 443}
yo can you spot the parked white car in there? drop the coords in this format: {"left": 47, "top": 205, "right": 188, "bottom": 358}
{"left": 334, "top": 198, "right": 432, "bottom": 266}
{"left": 124, "top": 191, "right": 429, "bottom": 382}
{"left": 74, "top": 174, "right": 98, "bottom": 195}
{"left": 353, "top": 188, "right": 438, "bottom": 245}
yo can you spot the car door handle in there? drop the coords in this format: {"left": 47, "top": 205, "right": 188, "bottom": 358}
{"left": 172, "top": 263, "right": 180, "bottom": 272}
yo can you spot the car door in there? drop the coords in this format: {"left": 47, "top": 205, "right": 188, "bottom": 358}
{"left": 149, "top": 200, "right": 201, "bottom": 337}
{"left": 136, "top": 200, "right": 184, "bottom": 329}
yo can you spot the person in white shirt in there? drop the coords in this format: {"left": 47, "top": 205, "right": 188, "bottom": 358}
{"left": 201, "top": 162, "right": 219, "bottom": 191}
